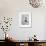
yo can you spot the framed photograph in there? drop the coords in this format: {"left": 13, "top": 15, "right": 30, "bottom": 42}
{"left": 19, "top": 12, "right": 32, "bottom": 27}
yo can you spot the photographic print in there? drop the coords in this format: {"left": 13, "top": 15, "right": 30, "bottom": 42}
{"left": 19, "top": 12, "right": 32, "bottom": 27}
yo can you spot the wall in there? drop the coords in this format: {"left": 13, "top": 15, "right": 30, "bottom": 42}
{"left": 0, "top": 0, "right": 46, "bottom": 40}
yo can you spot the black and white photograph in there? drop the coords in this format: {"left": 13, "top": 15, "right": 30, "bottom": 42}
{"left": 19, "top": 12, "right": 31, "bottom": 27}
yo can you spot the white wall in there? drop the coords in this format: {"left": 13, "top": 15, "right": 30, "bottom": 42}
{"left": 0, "top": 0, "right": 46, "bottom": 40}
